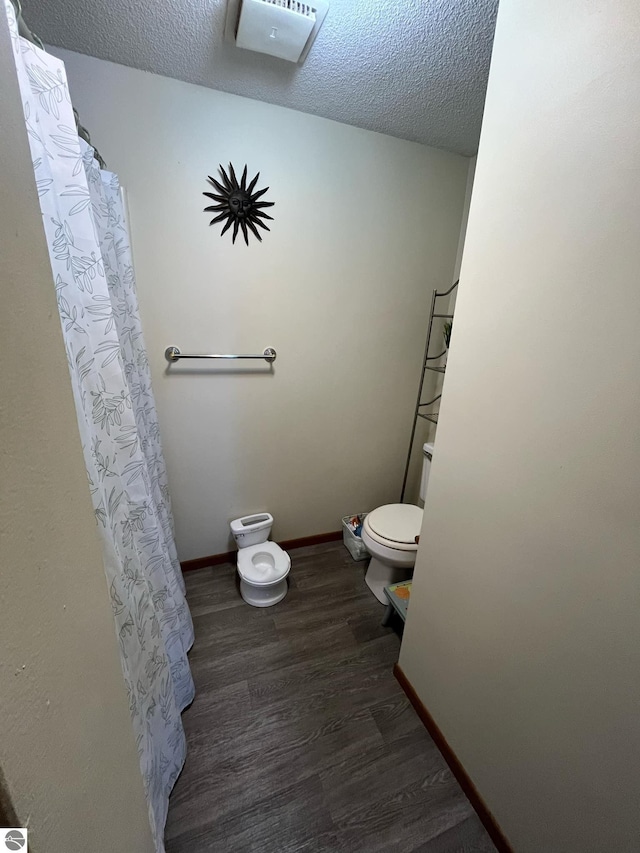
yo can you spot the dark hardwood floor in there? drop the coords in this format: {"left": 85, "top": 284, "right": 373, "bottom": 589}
{"left": 165, "top": 541, "right": 496, "bottom": 853}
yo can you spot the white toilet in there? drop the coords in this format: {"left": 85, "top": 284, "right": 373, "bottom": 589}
{"left": 230, "top": 513, "right": 291, "bottom": 607}
{"left": 362, "top": 443, "right": 433, "bottom": 603}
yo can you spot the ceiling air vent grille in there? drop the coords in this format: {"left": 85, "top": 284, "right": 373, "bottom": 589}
{"left": 234, "top": 0, "right": 328, "bottom": 63}
{"left": 261, "top": 0, "right": 315, "bottom": 19}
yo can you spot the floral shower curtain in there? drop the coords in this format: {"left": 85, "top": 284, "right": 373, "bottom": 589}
{"left": 4, "top": 3, "right": 194, "bottom": 848}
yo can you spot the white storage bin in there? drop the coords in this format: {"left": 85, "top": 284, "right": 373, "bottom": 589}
{"left": 342, "top": 514, "right": 370, "bottom": 561}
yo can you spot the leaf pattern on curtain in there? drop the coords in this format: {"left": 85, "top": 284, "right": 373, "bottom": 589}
{"left": 4, "top": 4, "right": 194, "bottom": 849}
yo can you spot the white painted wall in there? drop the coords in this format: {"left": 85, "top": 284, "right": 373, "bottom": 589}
{"left": 0, "top": 15, "right": 154, "bottom": 853}
{"left": 399, "top": 1, "right": 640, "bottom": 851}
{"left": 452, "top": 156, "right": 476, "bottom": 285}
{"left": 403, "top": 155, "right": 477, "bottom": 505}
{"left": 53, "top": 48, "right": 469, "bottom": 560}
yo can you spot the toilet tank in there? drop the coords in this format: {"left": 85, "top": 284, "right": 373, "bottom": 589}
{"left": 230, "top": 513, "right": 274, "bottom": 548}
{"left": 420, "top": 443, "right": 434, "bottom": 502}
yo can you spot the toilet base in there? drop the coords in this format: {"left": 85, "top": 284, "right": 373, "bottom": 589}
{"left": 365, "top": 557, "right": 413, "bottom": 604}
{"left": 239, "top": 577, "right": 288, "bottom": 608}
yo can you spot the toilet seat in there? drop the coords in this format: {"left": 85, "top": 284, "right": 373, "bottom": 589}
{"left": 237, "top": 541, "right": 290, "bottom": 586}
{"left": 364, "top": 504, "right": 423, "bottom": 552}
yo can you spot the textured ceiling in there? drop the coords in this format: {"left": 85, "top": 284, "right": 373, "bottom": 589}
{"left": 21, "top": 0, "right": 498, "bottom": 156}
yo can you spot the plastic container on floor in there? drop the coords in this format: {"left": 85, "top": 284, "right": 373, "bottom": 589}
{"left": 342, "top": 514, "right": 370, "bottom": 561}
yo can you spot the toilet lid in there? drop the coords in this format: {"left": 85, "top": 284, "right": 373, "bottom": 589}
{"left": 237, "top": 541, "right": 291, "bottom": 586}
{"left": 366, "top": 504, "right": 423, "bottom": 545}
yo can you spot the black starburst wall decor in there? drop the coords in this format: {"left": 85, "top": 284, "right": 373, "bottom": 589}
{"left": 203, "top": 164, "right": 275, "bottom": 246}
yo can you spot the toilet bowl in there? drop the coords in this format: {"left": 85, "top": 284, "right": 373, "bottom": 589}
{"left": 237, "top": 541, "right": 291, "bottom": 607}
{"left": 363, "top": 442, "right": 433, "bottom": 604}
{"left": 230, "top": 513, "right": 291, "bottom": 607}
{"left": 362, "top": 504, "right": 423, "bottom": 603}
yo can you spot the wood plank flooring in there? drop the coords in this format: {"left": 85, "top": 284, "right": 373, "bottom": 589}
{"left": 165, "top": 541, "right": 496, "bottom": 853}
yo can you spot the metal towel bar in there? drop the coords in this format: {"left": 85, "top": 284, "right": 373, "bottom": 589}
{"left": 165, "top": 346, "right": 276, "bottom": 363}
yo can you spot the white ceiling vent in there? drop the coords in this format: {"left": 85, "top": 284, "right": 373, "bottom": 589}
{"left": 226, "top": 0, "right": 329, "bottom": 64}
